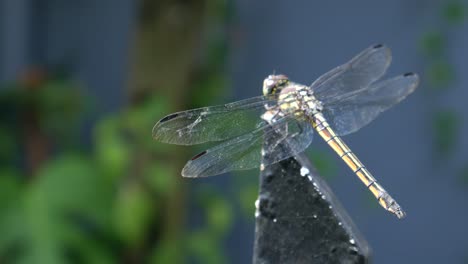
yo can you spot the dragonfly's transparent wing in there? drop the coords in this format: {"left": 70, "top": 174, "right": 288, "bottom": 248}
{"left": 181, "top": 116, "right": 314, "bottom": 178}
{"left": 312, "top": 44, "right": 392, "bottom": 105}
{"left": 153, "top": 95, "right": 276, "bottom": 145}
{"left": 322, "top": 73, "right": 419, "bottom": 136}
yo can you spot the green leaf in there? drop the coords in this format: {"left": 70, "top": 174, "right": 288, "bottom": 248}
{"left": 0, "top": 172, "right": 25, "bottom": 260}
{"left": 196, "top": 187, "right": 233, "bottom": 238}
{"left": 433, "top": 110, "right": 459, "bottom": 155}
{"left": 22, "top": 185, "right": 66, "bottom": 264}
{"left": 238, "top": 183, "right": 258, "bottom": 219}
{"left": 0, "top": 155, "right": 115, "bottom": 264}
{"left": 206, "top": 0, "right": 230, "bottom": 21}
{"left": 149, "top": 238, "right": 184, "bottom": 264}
{"left": 60, "top": 225, "right": 115, "bottom": 264}
{"left": 36, "top": 155, "right": 112, "bottom": 226}
{"left": 443, "top": 1, "right": 466, "bottom": 24}
{"left": 206, "top": 198, "right": 232, "bottom": 238}
{"left": 459, "top": 164, "right": 468, "bottom": 185}
{"left": 112, "top": 183, "right": 153, "bottom": 246}
{"left": 191, "top": 74, "right": 226, "bottom": 108}
{"left": 94, "top": 117, "right": 130, "bottom": 181}
{"left": 427, "top": 61, "right": 455, "bottom": 88}
{"left": 37, "top": 79, "right": 84, "bottom": 146}
{"left": 0, "top": 126, "right": 19, "bottom": 163}
{"left": 143, "top": 163, "right": 176, "bottom": 196}
{"left": 0, "top": 207, "right": 26, "bottom": 261}
{"left": 187, "top": 231, "right": 225, "bottom": 264}
{"left": 0, "top": 169, "right": 22, "bottom": 211}
{"left": 122, "top": 96, "right": 171, "bottom": 154}
{"left": 206, "top": 39, "right": 228, "bottom": 70}
{"left": 420, "top": 32, "right": 444, "bottom": 57}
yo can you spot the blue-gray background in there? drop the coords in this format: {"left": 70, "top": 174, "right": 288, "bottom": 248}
{"left": 1, "top": 0, "right": 467, "bottom": 263}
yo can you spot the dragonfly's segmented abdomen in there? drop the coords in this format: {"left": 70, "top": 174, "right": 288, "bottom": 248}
{"left": 310, "top": 112, "right": 405, "bottom": 218}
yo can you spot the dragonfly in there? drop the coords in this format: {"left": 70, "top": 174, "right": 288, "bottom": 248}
{"left": 152, "top": 44, "right": 419, "bottom": 219}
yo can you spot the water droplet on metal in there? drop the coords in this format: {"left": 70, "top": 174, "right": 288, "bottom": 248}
{"left": 300, "top": 167, "right": 309, "bottom": 176}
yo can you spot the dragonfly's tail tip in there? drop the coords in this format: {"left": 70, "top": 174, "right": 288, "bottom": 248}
{"left": 394, "top": 208, "right": 406, "bottom": 219}
{"left": 388, "top": 202, "right": 406, "bottom": 219}
{"left": 379, "top": 193, "right": 406, "bottom": 219}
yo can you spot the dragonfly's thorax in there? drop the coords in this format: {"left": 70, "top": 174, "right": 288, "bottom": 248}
{"left": 277, "top": 83, "right": 323, "bottom": 119}
{"left": 262, "top": 75, "right": 323, "bottom": 119}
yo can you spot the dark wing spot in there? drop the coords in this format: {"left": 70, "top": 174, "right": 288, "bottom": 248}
{"left": 191, "top": 150, "right": 207, "bottom": 160}
{"left": 159, "top": 113, "right": 179, "bottom": 123}
{"left": 403, "top": 72, "right": 415, "bottom": 77}
{"left": 373, "top": 44, "right": 383, "bottom": 49}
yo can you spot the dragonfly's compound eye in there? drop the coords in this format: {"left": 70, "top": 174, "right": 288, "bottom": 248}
{"left": 263, "top": 74, "right": 289, "bottom": 95}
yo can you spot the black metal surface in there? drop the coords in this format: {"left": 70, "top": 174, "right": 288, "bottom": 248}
{"left": 253, "top": 153, "right": 371, "bottom": 264}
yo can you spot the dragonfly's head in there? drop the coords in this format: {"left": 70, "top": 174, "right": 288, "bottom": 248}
{"left": 263, "top": 74, "right": 289, "bottom": 96}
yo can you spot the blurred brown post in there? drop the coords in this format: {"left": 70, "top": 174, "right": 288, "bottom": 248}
{"left": 126, "top": 0, "right": 208, "bottom": 262}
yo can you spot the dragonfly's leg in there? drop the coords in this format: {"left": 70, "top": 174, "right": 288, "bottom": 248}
{"left": 260, "top": 109, "right": 294, "bottom": 155}
{"left": 261, "top": 109, "right": 281, "bottom": 123}
{"left": 269, "top": 112, "right": 290, "bottom": 148}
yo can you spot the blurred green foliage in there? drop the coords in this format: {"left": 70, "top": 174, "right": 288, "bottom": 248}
{"left": 0, "top": 0, "right": 235, "bottom": 262}
{"left": 307, "top": 150, "right": 338, "bottom": 180}
{"left": 0, "top": 72, "right": 234, "bottom": 263}
{"left": 421, "top": 31, "right": 444, "bottom": 58}
{"left": 433, "top": 110, "right": 459, "bottom": 156}
{"left": 426, "top": 60, "right": 455, "bottom": 87}
{"left": 459, "top": 165, "right": 468, "bottom": 185}
{"left": 443, "top": 1, "right": 466, "bottom": 24}
{"left": 419, "top": 1, "right": 466, "bottom": 160}
{"left": 237, "top": 179, "right": 259, "bottom": 219}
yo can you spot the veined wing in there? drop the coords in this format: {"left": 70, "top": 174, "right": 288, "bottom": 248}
{"left": 312, "top": 44, "right": 392, "bottom": 105}
{"left": 321, "top": 73, "right": 419, "bottom": 136}
{"left": 153, "top": 95, "right": 275, "bottom": 145}
{"left": 181, "top": 116, "right": 314, "bottom": 177}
